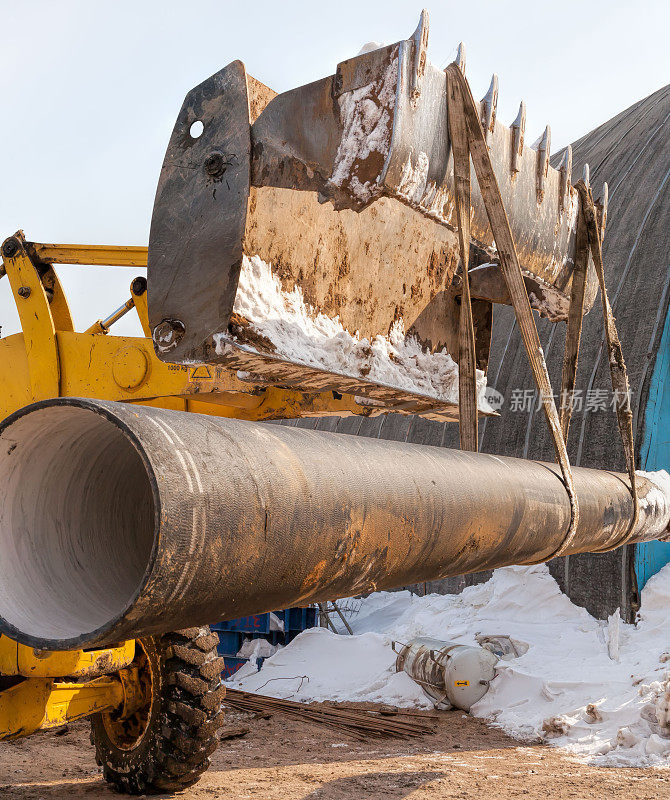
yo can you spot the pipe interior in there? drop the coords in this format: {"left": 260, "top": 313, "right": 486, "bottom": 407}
{"left": 0, "top": 406, "right": 155, "bottom": 643}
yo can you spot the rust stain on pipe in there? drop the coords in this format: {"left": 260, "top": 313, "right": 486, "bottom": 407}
{"left": 0, "top": 398, "right": 668, "bottom": 651}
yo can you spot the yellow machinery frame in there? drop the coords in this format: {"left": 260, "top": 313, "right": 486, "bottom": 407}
{"left": 0, "top": 230, "right": 368, "bottom": 740}
{"left": 0, "top": 231, "right": 373, "bottom": 422}
{"left": 0, "top": 638, "right": 138, "bottom": 739}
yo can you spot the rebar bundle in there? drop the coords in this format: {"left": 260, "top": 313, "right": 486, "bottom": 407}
{"left": 222, "top": 688, "right": 437, "bottom": 740}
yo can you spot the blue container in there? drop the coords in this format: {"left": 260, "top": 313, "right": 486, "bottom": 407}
{"left": 221, "top": 656, "right": 247, "bottom": 679}
{"left": 221, "top": 655, "right": 260, "bottom": 680}
{"left": 213, "top": 606, "right": 317, "bottom": 634}
{"left": 212, "top": 605, "right": 317, "bottom": 673}
{"left": 215, "top": 631, "right": 244, "bottom": 656}
{"left": 285, "top": 607, "right": 317, "bottom": 631}
{"left": 215, "top": 614, "right": 271, "bottom": 634}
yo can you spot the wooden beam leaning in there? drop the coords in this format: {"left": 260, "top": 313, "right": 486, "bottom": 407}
{"left": 559, "top": 209, "right": 590, "bottom": 442}
{"left": 445, "top": 63, "right": 579, "bottom": 559}
{"left": 446, "top": 68, "right": 478, "bottom": 452}
{"left": 576, "top": 180, "right": 638, "bottom": 552}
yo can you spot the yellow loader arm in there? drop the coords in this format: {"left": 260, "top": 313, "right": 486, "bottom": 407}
{"left": 0, "top": 231, "right": 409, "bottom": 422}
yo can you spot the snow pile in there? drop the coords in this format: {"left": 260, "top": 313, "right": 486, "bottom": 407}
{"left": 237, "top": 637, "right": 282, "bottom": 661}
{"left": 229, "top": 554, "right": 670, "bottom": 767}
{"left": 357, "top": 42, "right": 386, "bottom": 56}
{"left": 217, "top": 254, "right": 490, "bottom": 409}
{"left": 330, "top": 45, "right": 398, "bottom": 204}
{"left": 230, "top": 626, "right": 427, "bottom": 708}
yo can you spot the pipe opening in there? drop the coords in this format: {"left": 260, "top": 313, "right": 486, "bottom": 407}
{"left": 0, "top": 405, "right": 156, "bottom": 645}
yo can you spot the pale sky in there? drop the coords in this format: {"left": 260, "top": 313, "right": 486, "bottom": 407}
{"left": 1, "top": 0, "right": 668, "bottom": 338}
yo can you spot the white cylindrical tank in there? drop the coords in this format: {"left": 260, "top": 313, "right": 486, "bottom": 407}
{"left": 395, "top": 637, "right": 499, "bottom": 711}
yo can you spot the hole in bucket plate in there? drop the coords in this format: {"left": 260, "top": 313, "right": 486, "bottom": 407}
{"left": 189, "top": 120, "right": 204, "bottom": 139}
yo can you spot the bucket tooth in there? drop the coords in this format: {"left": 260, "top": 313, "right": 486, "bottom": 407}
{"left": 511, "top": 101, "right": 526, "bottom": 174}
{"left": 410, "top": 9, "right": 430, "bottom": 103}
{"left": 535, "top": 124, "right": 551, "bottom": 202}
{"left": 455, "top": 41, "right": 466, "bottom": 73}
{"left": 558, "top": 144, "right": 572, "bottom": 211}
{"left": 480, "top": 74, "right": 498, "bottom": 144}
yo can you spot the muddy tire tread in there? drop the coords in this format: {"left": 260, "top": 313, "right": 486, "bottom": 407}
{"left": 91, "top": 625, "right": 224, "bottom": 795}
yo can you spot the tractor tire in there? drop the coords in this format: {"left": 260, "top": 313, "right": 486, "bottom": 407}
{"left": 90, "top": 626, "right": 226, "bottom": 794}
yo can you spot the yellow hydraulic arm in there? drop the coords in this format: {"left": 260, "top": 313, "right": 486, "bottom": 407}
{"left": 0, "top": 231, "right": 374, "bottom": 422}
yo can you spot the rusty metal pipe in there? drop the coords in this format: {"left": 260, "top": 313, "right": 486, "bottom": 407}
{"left": 0, "top": 398, "right": 668, "bottom": 650}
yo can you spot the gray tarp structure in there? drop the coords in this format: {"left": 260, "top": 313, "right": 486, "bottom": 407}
{"left": 280, "top": 84, "right": 670, "bottom": 620}
{"left": 468, "top": 83, "right": 670, "bottom": 620}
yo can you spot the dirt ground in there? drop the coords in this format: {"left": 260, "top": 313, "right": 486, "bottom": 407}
{"left": 1, "top": 706, "right": 669, "bottom": 800}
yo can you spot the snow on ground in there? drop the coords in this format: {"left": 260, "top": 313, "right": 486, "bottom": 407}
{"left": 229, "top": 563, "right": 670, "bottom": 768}
{"left": 216, "top": 254, "right": 491, "bottom": 410}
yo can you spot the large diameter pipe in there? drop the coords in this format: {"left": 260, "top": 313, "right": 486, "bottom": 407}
{"left": 0, "top": 398, "right": 668, "bottom": 651}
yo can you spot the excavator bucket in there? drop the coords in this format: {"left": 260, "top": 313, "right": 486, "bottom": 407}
{"left": 148, "top": 11, "right": 596, "bottom": 419}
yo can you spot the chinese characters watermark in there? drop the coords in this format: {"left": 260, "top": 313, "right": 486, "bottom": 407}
{"left": 496, "top": 388, "right": 631, "bottom": 413}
